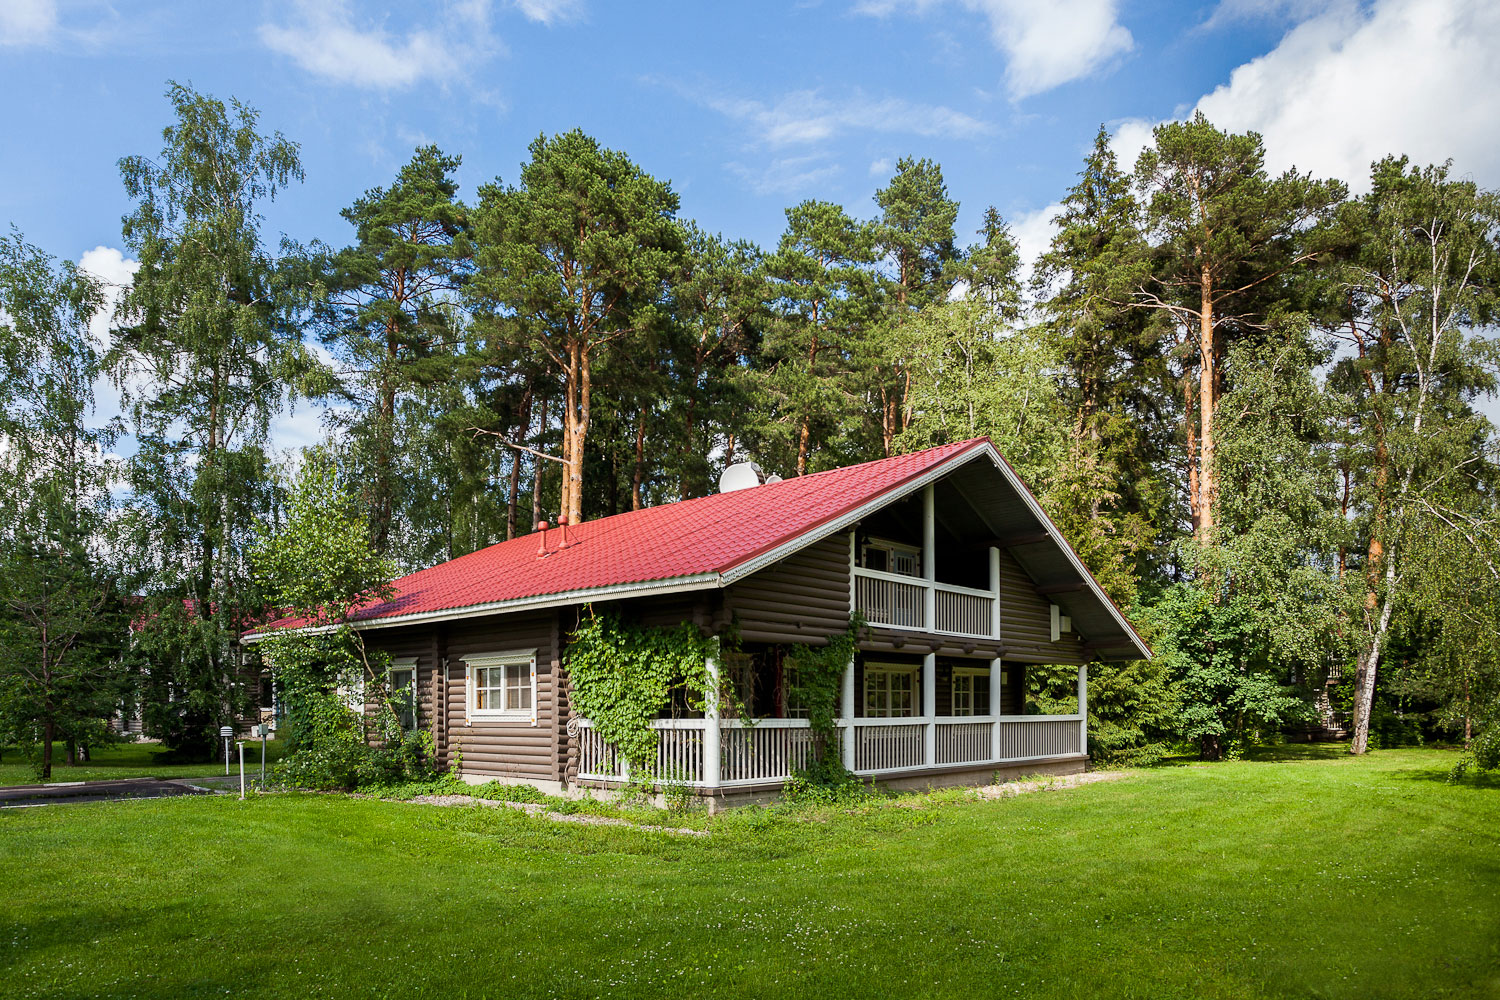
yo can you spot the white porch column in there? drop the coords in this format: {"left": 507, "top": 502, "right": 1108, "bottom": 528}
{"left": 923, "top": 482, "right": 936, "bottom": 630}
{"left": 990, "top": 656, "right": 1003, "bottom": 762}
{"left": 840, "top": 652, "right": 856, "bottom": 771}
{"left": 1077, "top": 663, "right": 1089, "bottom": 758}
{"left": 988, "top": 545, "right": 1001, "bottom": 639}
{"left": 923, "top": 651, "right": 937, "bottom": 767}
{"left": 702, "top": 639, "right": 722, "bottom": 790}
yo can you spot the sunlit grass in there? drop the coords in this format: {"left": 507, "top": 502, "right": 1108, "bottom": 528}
{"left": 0, "top": 739, "right": 286, "bottom": 787}
{"left": 2, "top": 747, "right": 1496, "bottom": 999}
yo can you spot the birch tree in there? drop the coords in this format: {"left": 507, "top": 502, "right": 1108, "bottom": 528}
{"left": 110, "top": 83, "right": 314, "bottom": 754}
{"left": 1330, "top": 158, "right": 1500, "bottom": 754}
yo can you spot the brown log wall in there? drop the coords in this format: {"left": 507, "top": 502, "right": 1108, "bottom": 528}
{"left": 724, "top": 534, "right": 851, "bottom": 645}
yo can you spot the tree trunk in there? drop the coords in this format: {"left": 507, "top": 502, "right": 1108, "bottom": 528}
{"left": 572, "top": 347, "right": 592, "bottom": 524}
{"left": 632, "top": 404, "right": 648, "bottom": 511}
{"left": 1184, "top": 372, "right": 1199, "bottom": 535}
{"left": 41, "top": 717, "right": 54, "bottom": 782}
{"left": 531, "top": 397, "right": 548, "bottom": 531}
{"left": 1197, "top": 266, "right": 1216, "bottom": 546}
{"left": 1350, "top": 547, "right": 1397, "bottom": 754}
{"left": 506, "top": 389, "right": 531, "bottom": 540}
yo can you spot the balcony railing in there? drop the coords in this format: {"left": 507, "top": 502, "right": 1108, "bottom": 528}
{"left": 853, "top": 568, "right": 997, "bottom": 638}
{"left": 573, "top": 715, "right": 1083, "bottom": 788}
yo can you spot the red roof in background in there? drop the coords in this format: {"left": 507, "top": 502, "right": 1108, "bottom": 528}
{"left": 250, "top": 439, "right": 988, "bottom": 634}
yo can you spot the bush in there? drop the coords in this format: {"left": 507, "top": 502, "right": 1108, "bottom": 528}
{"left": 1450, "top": 722, "right": 1500, "bottom": 780}
{"left": 273, "top": 696, "right": 437, "bottom": 791}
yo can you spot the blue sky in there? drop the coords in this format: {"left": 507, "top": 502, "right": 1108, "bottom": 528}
{"left": 4, "top": 0, "right": 1499, "bottom": 446}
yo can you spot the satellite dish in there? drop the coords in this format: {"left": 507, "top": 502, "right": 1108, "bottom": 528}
{"left": 719, "top": 461, "right": 765, "bottom": 493}
{"left": 764, "top": 474, "right": 783, "bottom": 485}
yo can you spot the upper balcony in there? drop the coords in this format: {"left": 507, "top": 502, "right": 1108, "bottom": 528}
{"left": 849, "top": 481, "right": 1005, "bottom": 640}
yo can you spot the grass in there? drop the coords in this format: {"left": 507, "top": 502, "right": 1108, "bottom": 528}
{"left": 2, "top": 747, "right": 1497, "bottom": 999}
{"left": 0, "top": 739, "right": 287, "bottom": 787}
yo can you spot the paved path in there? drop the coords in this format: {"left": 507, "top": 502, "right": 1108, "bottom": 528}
{"left": 0, "top": 777, "right": 218, "bottom": 808}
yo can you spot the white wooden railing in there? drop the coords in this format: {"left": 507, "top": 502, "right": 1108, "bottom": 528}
{"left": 855, "top": 571, "right": 926, "bottom": 629}
{"left": 852, "top": 569, "right": 997, "bottom": 638}
{"left": 574, "top": 715, "right": 1082, "bottom": 787}
{"left": 936, "top": 719, "right": 993, "bottom": 765}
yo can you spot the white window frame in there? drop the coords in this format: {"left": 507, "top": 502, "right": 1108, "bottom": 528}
{"left": 864, "top": 662, "right": 919, "bottom": 718}
{"left": 950, "top": 667, "right": 990, "bottom": 717}
{"left": 465, "top": 649, "right": 538, "bottom": 725}
{"left": 862, "top": 537, "right": 922, "bottom": 578}
{"left": 388, "top": 657, "right": 419, "bottom": 732}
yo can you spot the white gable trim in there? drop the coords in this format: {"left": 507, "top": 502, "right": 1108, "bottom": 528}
{"left": 979, "top": 445, "right": 1152, "bottom": 660}
{"left": 718, "top": 442, "right": 992, "bottom": 586}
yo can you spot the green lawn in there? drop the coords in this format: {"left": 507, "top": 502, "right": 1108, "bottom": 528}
{"left": 0, "top": 739, "right": 286, "bottom": 787}
{"left": 2, "top": 747, "right": 1497, "bottom": 999}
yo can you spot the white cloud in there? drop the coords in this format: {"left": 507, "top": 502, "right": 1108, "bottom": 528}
{"left": 869, "top": 157, "right": 894, "bottom": 177}
{"left": 726, "top": 155, "right": 843, "bottom": 197}
{"left": 513, "top": 0, "right": 583, "bottom": 25}
{"left": 259, "top": 0, "right": 499, "bottom": 90}
{"left": 0, "top": 0, "right": 56, "bottom": 46}
{"left": 853, "top": 0, "right": 1133, "bottom": 99}
{"left": 1114, "top": 0, "right": 1500, "bottom": 192}
{"left": 706, "top": 89, "right": 992, "bottom": 147}
{"left": 967, "top": 0, "right": 1133, "bottom": 100}
{"left": 1009, "top": 201, "right": 1064, "bottom": 287}
{"left": 1109, "top": 117, "right": 1156, "bottom": 175}
{"left": 77, "top": 246, "right": 139, "bottom": 433}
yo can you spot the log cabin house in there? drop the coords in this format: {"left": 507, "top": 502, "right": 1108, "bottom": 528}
{"left": 244, "top": 438, "right": 1149, "bottom": 801}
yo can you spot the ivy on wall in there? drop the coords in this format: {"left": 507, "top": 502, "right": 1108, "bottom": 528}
{"left": 785, "top": 615, "right": 862, "bottom": 786}
{"left": 564, "top": 607, "right": 721, "bottom": 777}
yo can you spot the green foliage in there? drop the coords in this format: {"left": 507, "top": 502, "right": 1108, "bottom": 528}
{"left": 0, "top": 527, "right": 131, "bottom": 781}
{"left": 563, "top": 607, "right": 720, "bottom": 778}
{"left": 1138, "top": 584, "right": 1312, "bottom": 759}
{"left": 784, "top": 617, "right": 862, "bottom": 788}
{"left": 1450, "top": 718, "right": 1500, "bottom": 779}
{"left": 111, "top": 83, "right": 317, "bottom": 756}
{"left": 253, "top": 458, "right": 431, "bottom": 790}
{"left": 302, "top": 144, "right": 476, "bottom": 564}
{"left": 1080, "top": 656, "right": 1179, "bottom": 764}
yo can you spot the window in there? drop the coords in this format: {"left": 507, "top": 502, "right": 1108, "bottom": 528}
{"left": 388, "top": 659, "right": 418, "bottom": 732}
{"left": 466, "top": 650, "right": 537, "bottom": 724}
{"left": 862, "top": 538, "right": 922, "bottom": 578}
{"left": 951, "top": 669, "right": 991, "bottom": 717}
{"left": 783, "top": 661, "right": 809, "bottom": 719}
{"left": 864, "top": 664, "right": 918, "bottom": 718}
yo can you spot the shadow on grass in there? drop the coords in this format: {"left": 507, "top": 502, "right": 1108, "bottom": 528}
{"left": 1242, "top": 742, "right": 1352, "bottom": 762}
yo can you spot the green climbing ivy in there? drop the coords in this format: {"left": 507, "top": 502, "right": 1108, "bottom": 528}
{"left": 785, "top": 615, "right": 863, "bottom": 788}
{"left": 564, "top": 607, "right": 722, "bottom": 777}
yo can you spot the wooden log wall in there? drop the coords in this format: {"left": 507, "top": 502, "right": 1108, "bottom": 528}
{"left": 724, "top": 534, "right": 851, "bottom": 645}
{"left": 997, "top": 548, "right": 1086, "bottom": 665}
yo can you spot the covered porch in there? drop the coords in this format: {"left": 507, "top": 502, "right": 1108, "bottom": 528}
{"left": 573, "top": 655, "right": 1089, "bottom": 792}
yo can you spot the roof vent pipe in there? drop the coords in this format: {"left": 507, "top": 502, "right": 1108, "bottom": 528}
{"left": 557, "top": 515, "right": 573, "bottom": 550}
{"left": 535, "top": 520, "right": 550, "bottom": 559}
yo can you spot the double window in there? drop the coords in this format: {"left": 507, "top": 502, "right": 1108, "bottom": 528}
{"left": 950, "top": 669, "right": 991, "bottom": 717}
{"left": 864, "top": 664, "right": 918, "bottom": 718}
{"left": 862, "top": 538, "right": 922, "bottom": 578}
{"left": 466, "top": 650, "right": 537, "bottom": 724}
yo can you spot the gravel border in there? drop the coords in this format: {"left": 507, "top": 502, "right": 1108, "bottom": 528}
{"left": 401, "top": 794, "right": 710, "bottom": 836}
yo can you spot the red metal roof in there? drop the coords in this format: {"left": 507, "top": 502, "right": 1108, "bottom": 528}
{"left": 251, "top": 439, "right": 989, "bottom": 634}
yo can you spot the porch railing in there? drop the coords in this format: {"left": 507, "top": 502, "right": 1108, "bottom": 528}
{"left": 573, "top": 714, "right": 1083, "bottom": 787}
{"left": 852, "top": 568, "right": 997, "bottom": 638}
